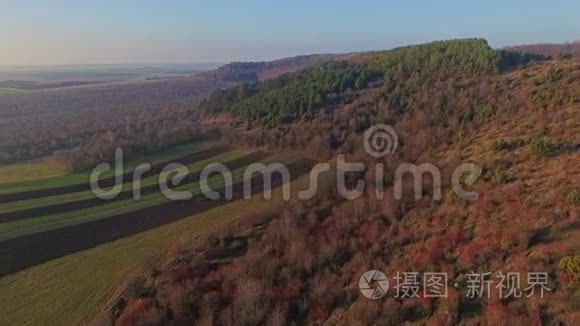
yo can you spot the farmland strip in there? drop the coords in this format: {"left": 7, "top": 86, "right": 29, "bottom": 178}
{"left": 0, "top": 151, "right": 268, "bottom": 222}
{"left": 0, "top": 146, "right": 230, "bottom": 203}
{"left": 0, "top": 159, "right": 314, "bottom": 276}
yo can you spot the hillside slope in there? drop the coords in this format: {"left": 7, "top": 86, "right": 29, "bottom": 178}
{"left": 105, "top": 39, "right": 579, "bottom": 325}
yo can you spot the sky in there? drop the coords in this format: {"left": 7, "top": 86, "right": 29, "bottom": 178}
{"left": 1, "top": 0, "right": 579, "bottom": 66}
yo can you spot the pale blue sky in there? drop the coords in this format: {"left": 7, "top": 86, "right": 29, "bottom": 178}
{"left": 1, "top": 0, "right": 579, "bottom": 65}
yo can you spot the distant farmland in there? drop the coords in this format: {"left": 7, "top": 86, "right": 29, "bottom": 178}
{"left": 0, "top": 74, "right": 233, "bottom": 164}
{"left": 0, "top": 63, "right": 220, "bottom": 82}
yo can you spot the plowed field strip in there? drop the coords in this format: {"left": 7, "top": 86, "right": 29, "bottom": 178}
{"left": 0, "top": 159, "right": 314, "bottom": 276}
{"left": 0, "top": 146, "right": 230, "bottom": 203}
{"left": 0, "top": 151, "right": 267, "bottom": 222}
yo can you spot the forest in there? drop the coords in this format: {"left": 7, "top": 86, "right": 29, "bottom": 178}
{"left": 199, "top": 61, "right": 375, "bottom": 128}
{"left": 199, "top": 39, "right": 546, "bottom": 130}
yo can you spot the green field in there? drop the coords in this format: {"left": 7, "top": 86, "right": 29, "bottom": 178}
{"left": 0, "top": 140, "right": 213, "bottom": 192}
{"left": 0, "top": 154, "right": 298, "bottom": 240}
{"left": 0, "top": 156, "right": 308, "bottom": 325}
{"left": 0, "top": 157, "right": 69, "bottom": 184}
{"left": 0, "top": 149, "right": 248, "bottom": 215}
{"left": 0, "top": 87, "right": 26, "bottom": 95}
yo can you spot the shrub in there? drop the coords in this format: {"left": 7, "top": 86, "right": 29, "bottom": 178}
{"left": 492, "top": 138, "right": 512, "bottom": 152}
{"left": 232, "top": 278, "right": 271, "bottom": 325}
{"left": 564, "top": 190, "right": 580, "bottom": 205}
{"left": 499, "top": 235, "right": 513, "bottom": 251}
{"left": 115, "top": 298, "right": 165, "bottom": 326}
{"left": 559, "top": 255, "right": 580, "bottom": 282}
{"left": 559, "top": 51, "right": 574, "bottom": 60}
{"left": 546, "top": 67, "right": 564, "bottom": 83}
{"left": 530, "top": 136, "right": 552, "bottom": 157}
{"left": 444, "top": 188, "right": 458, "bottom": 204}
{"left": 493, "top": 167, "right": 510, "bottom": 184}
{"left": 486, "top": 160, "right": 511, "bottom": 184}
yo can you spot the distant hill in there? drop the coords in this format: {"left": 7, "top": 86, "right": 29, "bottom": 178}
{"left": 198, "top": 53, "right": 340, "bottom": 82}
{"left": 505, "top": 41, "right": 580, "bottom": 58}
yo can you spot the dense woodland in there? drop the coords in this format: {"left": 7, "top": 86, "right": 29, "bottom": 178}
{"left": 200, "top": 39, "right": 545, "bottom": 130}
{"left": 200, "top": 61, "right": 375, "bottom": 128}
{"left": 108, "top": 39, "right": 580, "bottom": 325}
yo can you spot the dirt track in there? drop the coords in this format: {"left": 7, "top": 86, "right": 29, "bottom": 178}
{"left": 0, "top": 159, "right": 314, "bottom": 276}
{"left": 0, "top": 151, "right": 269, "bottom": 222}
{"left": 0, "top": 146, "right": 230, "bottom": 204}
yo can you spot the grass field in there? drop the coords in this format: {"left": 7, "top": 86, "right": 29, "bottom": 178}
{"left": 0, "top": 149, "right": 248, "bottom": 215}
{"left": 0, "top": 165, "right": 309, "bottom": 326}
{"left": 0, "top": 171, "right": 235, "bottom": 239}
{"left": 0, "top": 157, "right": 288, "bottom": 240}
{"left": 0, "top": 140, "right": 214, "bottom": 193}
{"left": 0, "top": 87, "right": 26, "bottom": 95}
{"left": 0, "top": 157, "right": 69, "bottom": 184}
